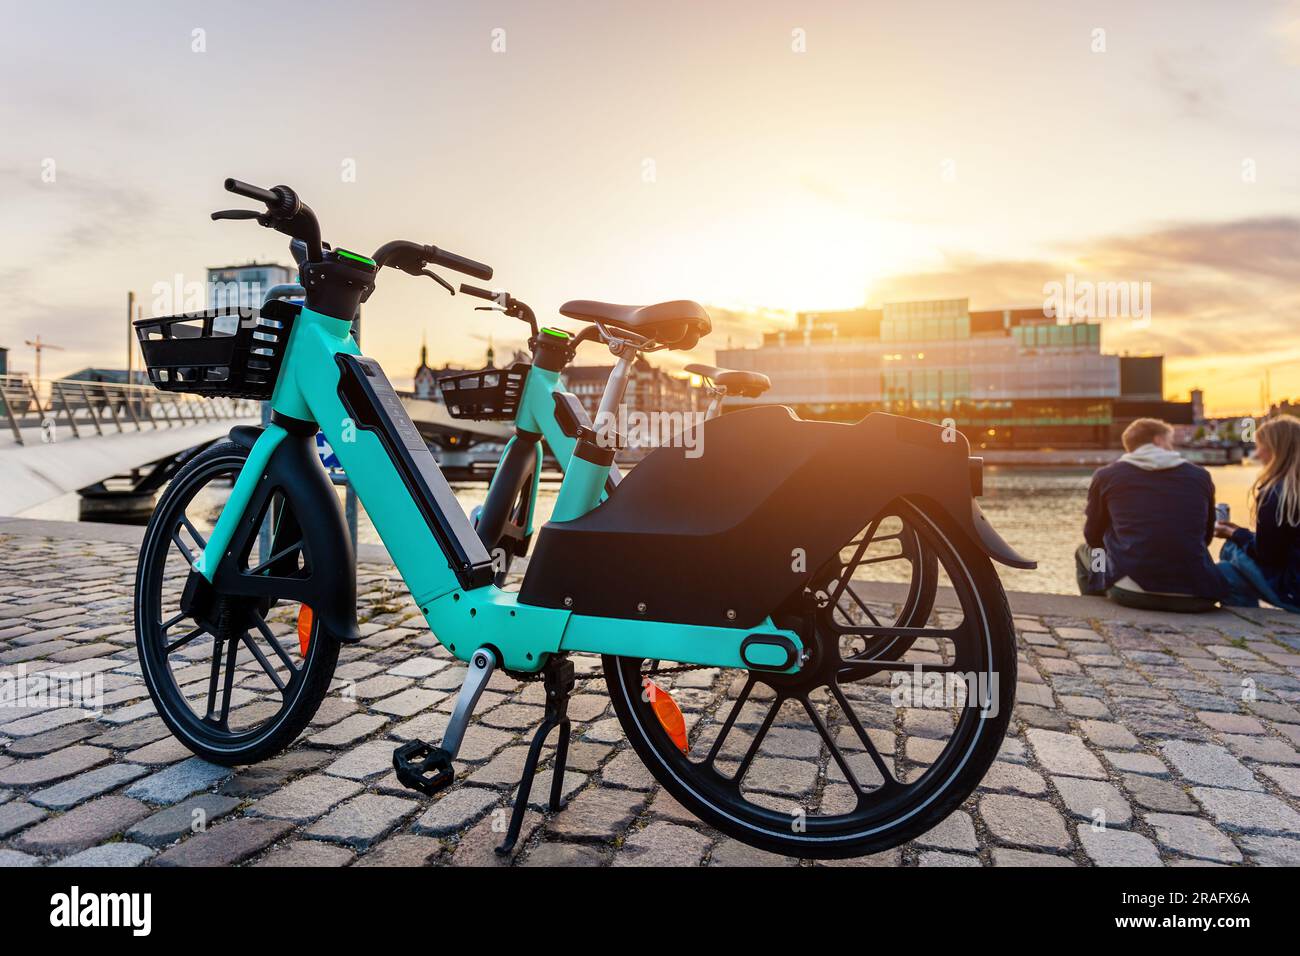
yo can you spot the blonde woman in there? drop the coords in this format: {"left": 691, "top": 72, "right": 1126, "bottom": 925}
{"left": 1215, "top": 415, "right": 1300, "bottom": 612}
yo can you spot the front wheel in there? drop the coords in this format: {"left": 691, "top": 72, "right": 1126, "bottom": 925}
{"left": 604, "top": 499, "right": 1016, "bottom": 859}
{"left": 134, "top": 441, "right": 340, "bottom": 766}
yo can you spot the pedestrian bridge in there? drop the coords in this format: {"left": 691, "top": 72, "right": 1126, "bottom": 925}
{"left": 0, "top": 377, "right": 259, "bottom": 517}
{"left": 0, "top": 378, "right": 514, "bottom": 517}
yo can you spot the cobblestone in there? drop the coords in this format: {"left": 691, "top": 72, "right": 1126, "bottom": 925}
{"left": 126, "top": 794, "right": 242, "bottom": 847}
{"left": 305, "top": 793, "right": 417, "bottom": 847}
{"left": 0, "top": 744, "right": 110, "bottom": 786}
{"left": 1145, "top": 812, "right": 1242, "bottom": 863}
{"left": 13, "top": 795, "right": 150, "bottom": 854}
{"left": 52, "top": 843, "right": 155, "bottom": 867}
{"left": 29, "top": 762, "right": 148, "bottom": 809}
{"left": 250, "top": 774, "right": 364, "bottom": 822}
{"left": 614, "top": 821, "right": 712, "bottom": 866}
{"left": 1161, "top": 741, "right": 1263, "bottom": 791}
{"left": 979, "top": 794, "right": 1071, "bottom": 850}
{"left": 1077, "top": 825, "right": 1161, "bottom": 866}
{"left": 155, "top": 817, "right": 295, "bottom": 866}
{"left": 125, "top": 756, "right": 232, "bottom": 804}
{"left": 1192, "top": 787, "right": 1300, "bottom": 833}
{"left": 1051, "top": 776, "right": 1133, "bottom": 827}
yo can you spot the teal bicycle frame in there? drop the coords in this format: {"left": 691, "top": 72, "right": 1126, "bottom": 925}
{"left": 194, "top": 305, "right": 804, "bottom": 675}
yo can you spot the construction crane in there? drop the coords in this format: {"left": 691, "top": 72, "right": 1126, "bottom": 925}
{"left": 23, "top": 335, "right": 64, "bottom": 393}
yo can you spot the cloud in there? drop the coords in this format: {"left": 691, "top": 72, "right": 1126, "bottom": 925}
{"left": 1151, "top": 48, "right": 1224, "bottom": 119}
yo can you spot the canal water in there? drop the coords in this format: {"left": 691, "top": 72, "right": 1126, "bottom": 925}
{"left": 24, "top": 463, "right": 1263, "bottom": 597}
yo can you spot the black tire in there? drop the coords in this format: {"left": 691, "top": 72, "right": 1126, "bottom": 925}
{"left": 134, "top": 441, "right": 340, "bottom": 766}
{"left": 604, "top": 498, "right": 1016, "bottom": 859}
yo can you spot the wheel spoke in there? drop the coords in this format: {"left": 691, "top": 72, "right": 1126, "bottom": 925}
{"left": 802, "top": 693, "right": 868, "bottom": 795}
{"left": 731, "top": 695, "right": 780, "bottom": 784}
{"left": 218, "top": 629, "right": 240, "bottom": 725}
{"left": 248, "top": 540, "right": 305, "bottom": 577}
{"left": 252, "top": 613, "right": 299, "bottom": 673}
{"left": 827, "top": 517, "right": 880, "bottom": 608}
{"left": 171, "top": 530, "right": 196, "bottom": 566}
{"left": 838, "top": 583, "right": 883, "bottom": 627}
{"left": 829, "top": 623, "right": 957, "bottom": 640}
{"left": 203, "top": 636, "right": 224, "bottom": 722}
{"left": 704, "top": 673, "right": 755, "bottom": 766}
{"left": 179, "top": 514, "right": 208, "bottom": 551}
{"left": 839, "top": 659, "right": 963, "bottom": 676}
{"left": 160, "top": 610, "right": 188, "bottom": 632}
{"left": 828, "top": 682, "right": 898, "bottom": 790}
{"left": 240, "top": 631, "right": 287, "bottom": 693}
{"left": 847, "top": 550, "right": 910, "bottom": 570}
{"left": 165, "top": 625, "right": 207, "bottom": 654}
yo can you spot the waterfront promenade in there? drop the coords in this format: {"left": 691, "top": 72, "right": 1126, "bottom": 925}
{"left": 1, "top": 516, "right": 1298, "bottom": 867}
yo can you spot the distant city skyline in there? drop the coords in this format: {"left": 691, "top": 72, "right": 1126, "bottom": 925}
{"left": 3, "top": 0, "right": 1299, "bottom": 415}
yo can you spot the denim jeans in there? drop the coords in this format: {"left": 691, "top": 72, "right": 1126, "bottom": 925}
{"left": 1217, "top": 539, "right": 1300, "bottom": 612}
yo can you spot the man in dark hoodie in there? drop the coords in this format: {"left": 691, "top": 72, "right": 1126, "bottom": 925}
{"left": 1075, "top": 418, "right": 1225, "bottom": 603}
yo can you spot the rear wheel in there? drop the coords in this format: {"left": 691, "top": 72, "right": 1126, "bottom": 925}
{"left": 134, "top": 441, "right": 340, "bottom": 766}
{"left": 604, "top": 498, "right": 1015, "bottom": 859}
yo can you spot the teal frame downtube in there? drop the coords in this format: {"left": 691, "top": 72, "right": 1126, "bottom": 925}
{"left": 195, "top": 305, "right": 803, "bottom": 674}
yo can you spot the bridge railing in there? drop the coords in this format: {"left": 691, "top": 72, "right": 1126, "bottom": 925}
{"left": 0, "top": 376, "right": 259, "bottom": 445}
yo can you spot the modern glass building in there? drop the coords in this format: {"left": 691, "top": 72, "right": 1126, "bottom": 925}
{"left": 714, "top": 298, "right": 1196, "bottom": 449}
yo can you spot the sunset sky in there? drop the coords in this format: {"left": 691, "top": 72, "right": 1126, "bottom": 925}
{"left": 2, "top": 0, "right": 1298, "bottom": 414}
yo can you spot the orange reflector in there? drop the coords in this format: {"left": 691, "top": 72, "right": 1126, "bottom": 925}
{"left": 644, "top": 678, "right": 688, "bottom": 753}
{"left": 297, "top": 605, "right": 313, "bottom": 658}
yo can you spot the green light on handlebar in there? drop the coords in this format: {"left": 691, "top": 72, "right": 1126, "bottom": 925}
{"left": 335, "top": 248, "right": 377, "bottom": 268}
{"left": 541, "top": 328, "right": 571, "bottom": 340}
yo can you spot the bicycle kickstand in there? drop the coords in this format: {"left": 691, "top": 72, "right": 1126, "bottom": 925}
{"left": 496, "top": 654, "right": 575, "bottom": 856}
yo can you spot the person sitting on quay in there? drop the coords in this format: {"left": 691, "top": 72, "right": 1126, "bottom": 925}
{"left": 1076, "top": 417, "right": 1225, "bottom": 610}
{"left": 1215, "top": 414, "right": 1300, "bottom": 613}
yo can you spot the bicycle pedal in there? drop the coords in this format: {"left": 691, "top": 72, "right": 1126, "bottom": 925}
{"left": 393, "top": 740, "right": 455, "bottom": 796}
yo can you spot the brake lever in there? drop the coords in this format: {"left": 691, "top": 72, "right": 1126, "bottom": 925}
{"left": 420, "top": 268, "right": 455, "bottom": 295}
{"left": 473, "top": 305, "right": 505, "bottom": 313}
{"left": 211, "top": 209, "right": 264, "bottom": 221}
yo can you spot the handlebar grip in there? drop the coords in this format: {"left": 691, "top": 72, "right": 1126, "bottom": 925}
{"left": 224, "top": 178, "right": 280, "bottom": 205}
{"left": 426, "top": 246, "right": 493, "bottom": 281}
{"left": 459, "top": 283, "right": 498, "bottom": 300}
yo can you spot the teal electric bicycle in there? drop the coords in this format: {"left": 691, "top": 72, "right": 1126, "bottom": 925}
{"left": 133, "top": 179, "right": 1033, "bottom": 858}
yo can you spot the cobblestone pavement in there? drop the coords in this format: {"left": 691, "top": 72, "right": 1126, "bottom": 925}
{"left": 2, "top": 525, "right": 1300, "bottom": 867}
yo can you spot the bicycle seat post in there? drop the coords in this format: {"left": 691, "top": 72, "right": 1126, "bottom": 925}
{"left": 703, "top": 382, "right": 727, "bottom": 421}
{"left": 594, "top": 327, "right": 644, "bottom": 432}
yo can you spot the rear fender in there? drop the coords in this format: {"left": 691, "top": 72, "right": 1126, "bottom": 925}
{"left": 883, "top": 415, "right": 1035, "bottom": 570}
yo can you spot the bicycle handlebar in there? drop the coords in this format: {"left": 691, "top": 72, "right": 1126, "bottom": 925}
{"left": 428, "top": 247, "right": 492, "bottom": 281}
{"left": 224, "top": 178, "right": 280, "bottom": 206}
{"left": 459, "top": 283, "right": 497, "bottom": 301}
{"left": 217, "top": 176, "right": 492, "bottom": 296}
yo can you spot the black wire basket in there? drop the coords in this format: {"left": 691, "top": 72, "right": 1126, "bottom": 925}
{"left": 438, "top": 361, "right": 530, "bottom": 420}
{"left": 134, "top": 300, "right": 298, "bottom": 399}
